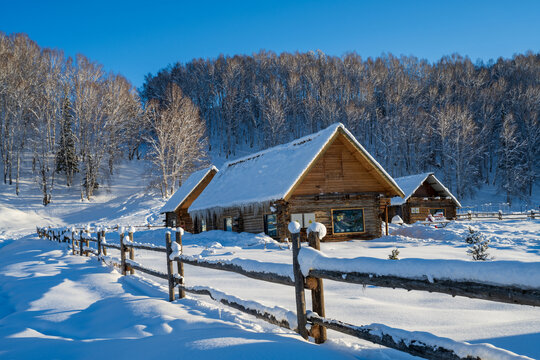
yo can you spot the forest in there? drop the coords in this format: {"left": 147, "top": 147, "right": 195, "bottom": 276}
{"left": 142, "top": 50, "right": 539, "bottom": 202}
{"left": 1, "top": 32, "right": 539, "bottom": 205}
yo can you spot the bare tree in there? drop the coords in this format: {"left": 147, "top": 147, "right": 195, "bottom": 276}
{"left": 145, "top": 84, "right": 208, "bottom": 197}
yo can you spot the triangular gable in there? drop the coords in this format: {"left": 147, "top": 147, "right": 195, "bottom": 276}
{"left": 390, "top": 173, "right": 461, "bottom": 207}
{"left": 160, "top": 166, "right": 218, "bottom": 213}
{"left": 189, "top": 123, "right": 403, "bottom": 215}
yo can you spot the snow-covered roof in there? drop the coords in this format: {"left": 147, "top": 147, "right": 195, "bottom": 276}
{"left": 160, "top": 166, "right": 218, "bottom": 213}
{"left": 390, "top": 173, "right": 461, "bottom": 207}
{"left": 189, "top": 123, "right": 404, "bottom": 215}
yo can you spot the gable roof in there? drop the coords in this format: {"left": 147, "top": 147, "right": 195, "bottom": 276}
{"left": 160, "top": 166, "right": 218, "bottom": 213}
{"left": 189, "top": 123, "right": 404, "bottom": 215}
{"left": 390, "top": 172, "right": 461, "bottom": 207}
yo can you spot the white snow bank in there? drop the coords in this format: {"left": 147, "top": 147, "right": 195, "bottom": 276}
{"left": 299, "top": 247, "right": 540, "bottom": 289}
{"left": 358, "top": 322, "right": 532, "bottom": 360}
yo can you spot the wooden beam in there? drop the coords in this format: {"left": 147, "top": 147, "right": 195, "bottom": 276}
{"left": 308, "top": 269, "right": 540, "bottom": 307}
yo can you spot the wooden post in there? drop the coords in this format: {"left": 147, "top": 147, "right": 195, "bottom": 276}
{"left": 307, "top": 231, "right": 327, "bottom": 344}
{"left": 175, "top": 229, "right": 185, "bottom": 299}
{"left": 101, "top": 230, "right": 107, "bottom": 256}
{"left": 79, "top": 230, "right": 84, "bottom": 256}
{"left": 165, "top": 232, "right": 175, "bottom": 302}
{"left": 385, "top": 205, "right": 389, "bottom": 236}
{"left": 72, "top": 230, "right": 76, "bottom": 255}
{"left": 291, "top": 231, "right": 308, "bottom": 339}
{"left": 128, "top": 230, "right": 135, "bottom": 275}
{"left": 97, "top": 230, "right": 102, "bottom": 257}
{"left": 531, "top": 210, "right": 535, "bottom": 220}
{"left": 498, "top": 210, "right": 503, "bottom": 221}
{"left": 84, "top": 227, "right": 90, "bottom": 252}
{"left": 120, "top": 232, "right": 127, "bottom": 276}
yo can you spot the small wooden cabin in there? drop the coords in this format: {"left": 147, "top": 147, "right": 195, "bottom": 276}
{"left": 160, "top": 166, "right": 218, "bottom": 231}
{"left": 188, "top": 123, "right": 404, "bottom": 241}
{"left": 388, "top": 173, "right": 461, "bottom": 224}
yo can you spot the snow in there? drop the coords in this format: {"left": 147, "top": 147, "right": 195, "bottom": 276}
{"left": 288, "top": 221, "right": 301, "bottom": 234}
{"left": 189, "top": 123, "right": 403, "bottom": 216}
{"left": 307, "top": 222, "right": 327, "bottom": 239}
{"left": 2, "top": 158, "right": 540, "bottom": 359}
{"left": 390, "top": 172, "right": 461, "bottom": 207}
{"left": 391, "top": 215, "right": 404, "bottom": 224}
{"left": 0, "top": 239, "right": 348, "bottom": 359}
{"left": 160, "top": 166, "right": 218, "bottom": 213}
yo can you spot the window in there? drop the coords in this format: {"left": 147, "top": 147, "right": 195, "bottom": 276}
{"left": 331, "top": 208, "right": 365, "bottom": 234}
{"left": 429, "top": 208, "right": 446, "bottom": 216}
{"left": 223, "top": 217, "right": 232, "bottom": 231}
{"left": 411, "top": 207, "right": 420, "bottom": 214}
{"left": 264, "top": 214, "right": 278, "bottom": 237}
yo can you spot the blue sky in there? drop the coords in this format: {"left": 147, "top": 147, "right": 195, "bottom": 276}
{"left": 1, "top": 0, "right": 539, "bottom": 88}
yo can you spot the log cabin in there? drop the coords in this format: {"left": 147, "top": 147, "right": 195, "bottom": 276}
{"left": 188, "top": 123, "right": 404, "bottom": 241}
{"left": 388, "top": 173, "right": 461, "bottom": 224}
{"left": 160, "top": 166, "right": 218, "bottom": 231}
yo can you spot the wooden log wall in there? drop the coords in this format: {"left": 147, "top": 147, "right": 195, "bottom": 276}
{"left": 404, "top": 198, "right": 457, "bottom": 223}
{"left": 289, "top": 193, "right": 381, "bottom": 241}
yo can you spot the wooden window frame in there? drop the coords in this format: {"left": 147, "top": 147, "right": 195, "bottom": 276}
{"left": 263, "top": 214, "right": 278, "bottom": 237}
{"left": 331, "top": 208, "right": 366, "bottom": 235}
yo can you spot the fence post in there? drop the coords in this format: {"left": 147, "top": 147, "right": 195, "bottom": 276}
{"left": 176, "top": 228, "right": 185, "bottom": 299}
{"left": 97, "top": 229, "right": 102, "bottom": 257}
{"left": 531, "top": 210, "right": 535, "bottom": 220}
{"left": 128, "top": 228, "right": 135, "bottom": 275}
{"left": 84, "top": 226, "right": 90, "bottom": 253}
{"left": 79, "top": 230, "right": 84, "bottom": 256}
{"left": 101, "top": 229, "right": 107, "bottom": 256}
{"left": 307, "top": 231, "right": 327, "bottom": 344}
{"left": 120, "top": 231, "right": 127, "bottom": 276}
{"left": 165, "top": 231, "right": 175, "bottom": 302}
{"left": 71, "top": 228, "right": 76, "bottom": 255}
{"left": 290, "top": 222, "right": 308, "bottom": 340}
{"left": 498, "top": 210, "right": 503, "bottom": 221}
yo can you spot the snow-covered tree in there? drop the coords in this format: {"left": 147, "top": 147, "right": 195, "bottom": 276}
{"left": 56, "top": 93, "right": 78, "bottom": 186}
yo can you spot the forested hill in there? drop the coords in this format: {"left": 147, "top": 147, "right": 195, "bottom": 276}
{"left": 141, "top": 51, "right": 540, "bottom": 200}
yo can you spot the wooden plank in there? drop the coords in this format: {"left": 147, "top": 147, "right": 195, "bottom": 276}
{"left": 308, "top": 269, "right": 540, "bottom": 307}
{"left": 173, "top": 256, "right": 295, "bottom": 287}
{"left": 123, "top": 243, "right": 167, "bottom": 253}
{"left": 127, "top": 262, "right": 168, "bottom": 280}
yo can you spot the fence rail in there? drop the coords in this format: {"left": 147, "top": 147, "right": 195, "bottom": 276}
{"left": 36, "top": 225, "right": 538, "bottom": 360}
{"left": 456, "top": 210, "right": 537, "bottom": 221}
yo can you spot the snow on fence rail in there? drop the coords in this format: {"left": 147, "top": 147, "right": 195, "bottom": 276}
{"left": 36, "top": 225, "right": 537, "bottom": 360}
{"left": 456, "top": 210, "right": 537, "bottom": 221}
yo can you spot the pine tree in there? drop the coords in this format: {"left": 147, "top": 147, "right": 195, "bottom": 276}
{"left": 465, "top": 227, "right": 491, "bottom": 261}
{"left": 56, "top": 94, "right": 78, "bottom": 186}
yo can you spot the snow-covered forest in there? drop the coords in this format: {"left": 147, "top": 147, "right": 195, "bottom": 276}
{"left": 142, "top": 50, "right": 540, "bottom": 201}
{"left": 0, "top": 33, "right": 206, "bottom": 203}
{"left": 1, "top": 32, "right": 539, "bottom": 205}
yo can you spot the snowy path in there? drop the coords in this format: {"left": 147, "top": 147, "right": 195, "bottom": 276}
{"left": 0, "top": 237, "right": 358, "bottom": 360}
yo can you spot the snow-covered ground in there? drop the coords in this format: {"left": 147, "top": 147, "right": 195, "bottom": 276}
{"left": 1, "top": 161, "right": 539, "bottom": 359}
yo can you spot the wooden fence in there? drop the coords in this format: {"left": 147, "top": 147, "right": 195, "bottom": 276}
{"left": 456, "top": 210, "right": 537, "bottom": 221}
{"left": 37, "top": 225, "right": 539, "bottom": 360}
